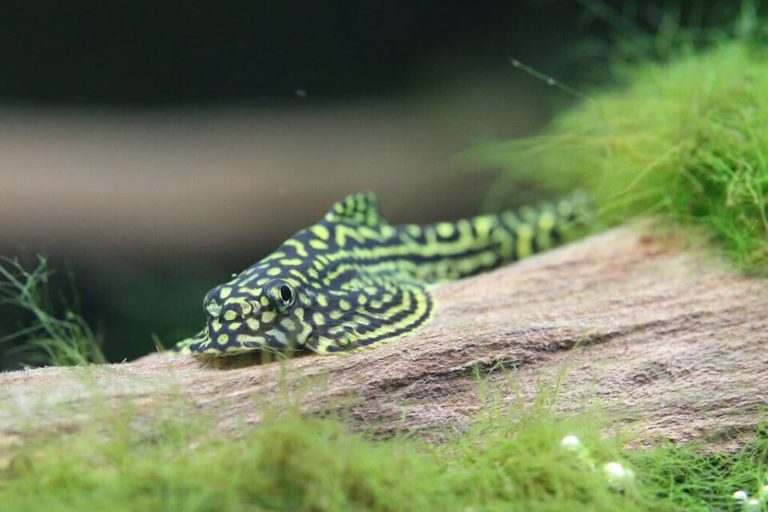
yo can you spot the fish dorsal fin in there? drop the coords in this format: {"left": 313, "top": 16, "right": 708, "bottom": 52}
{"left": 324, "top": 191, "right": 386, "bottom": 227}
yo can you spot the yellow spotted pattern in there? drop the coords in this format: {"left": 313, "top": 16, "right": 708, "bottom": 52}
{"left": 174, "top": 191, "right": 589, "bottom": 356}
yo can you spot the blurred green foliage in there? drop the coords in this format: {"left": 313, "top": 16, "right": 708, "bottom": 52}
{"left": 2, "top": 373, "right": 767, "bottom": 511}
{"left": 0, "top": 256, "right": 104, "bottom": 366}
{"left": 470, "top": 16, "right": 768, "bottom": 274}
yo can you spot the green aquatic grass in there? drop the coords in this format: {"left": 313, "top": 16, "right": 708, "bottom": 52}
{"left": 472, "top": 40, "right": 768, "bottom": 274}
{"left": 0, "top": 256, "right": 105, "bottom": 366}
{"left": 0, "top": 388, "right": 637, "bottom": 512}
{"left": 2, "top": 382, "right": 767, "bottom": 512}
{"left": 631, "top": 429, "right": 768, "bottom": 511}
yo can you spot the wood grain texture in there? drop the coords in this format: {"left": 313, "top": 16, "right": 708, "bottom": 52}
{"left": 1, "top": 224, "right": 767, "bottom": 454}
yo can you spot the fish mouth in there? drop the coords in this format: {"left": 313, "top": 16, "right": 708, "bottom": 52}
{"left": 175, "top": 311, "right": 318, "bottom": 356}
{"left": 204, "top": 319, "right": 262, "bottom": 348}
{"left": 177, "top": 328, "right": 270, "bottom": 356}
{"left": 199, "top": 317, "right": 314, "bottom": 354}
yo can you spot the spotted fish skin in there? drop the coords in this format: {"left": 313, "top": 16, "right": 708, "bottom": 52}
{"left": 175, "top": 191, "right": 588, "bottom": 355}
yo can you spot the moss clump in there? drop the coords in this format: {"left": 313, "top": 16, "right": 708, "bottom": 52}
{"left": 474, "top": 40, "right": 768, "bottom": 274}
{"left": 2, "top": 390, "right": 767, "bottom": 511}
{"left": 631, "top": 429, "right": 768, "bottom": 511}
{"left": 0, "top": 394, "right": 643, "bottom": 512}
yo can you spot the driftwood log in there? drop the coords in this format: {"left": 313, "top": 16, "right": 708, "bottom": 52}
{"left": 1, "top": 224, "right": 767, "bottom": 456}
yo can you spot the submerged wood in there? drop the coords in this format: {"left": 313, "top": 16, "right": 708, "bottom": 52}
{"left": 1, "top": 224, "right": 767, "bottom": 453}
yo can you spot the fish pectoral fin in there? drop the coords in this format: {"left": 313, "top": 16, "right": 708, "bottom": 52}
{"left": 305, "top": 282, "right": 434, "bottom": 355}
{"left": 173, "top": 328, "right": 209, "bottom": 354}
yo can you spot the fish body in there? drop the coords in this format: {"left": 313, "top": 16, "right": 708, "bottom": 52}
{"left": 175, "top": 191, "right": 588, "bottom": 355}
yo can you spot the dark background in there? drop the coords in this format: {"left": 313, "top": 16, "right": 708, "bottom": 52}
{"left": 3, "top": 1, "right": 589, "bottom": 104}
{"left": 0, "top": 1, "right": 747, "bottom": 367}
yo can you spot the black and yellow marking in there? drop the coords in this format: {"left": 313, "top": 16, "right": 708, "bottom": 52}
{"left": 175, "top": 191, "right": 589, "bottom": 355}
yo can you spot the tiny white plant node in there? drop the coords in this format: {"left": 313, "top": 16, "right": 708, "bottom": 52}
{"left": 603, "top": 462, "right": 626, "bottom": 478}
{"left": 733, "top": 490, "right": 749, "bottom": 502}
{"left": 561, "top": 435, "right": 581, "bottom": 450}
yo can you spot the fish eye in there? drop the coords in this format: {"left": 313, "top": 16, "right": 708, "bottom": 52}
{"left": 278, "top": 283, "right": 295, "bottom": 307}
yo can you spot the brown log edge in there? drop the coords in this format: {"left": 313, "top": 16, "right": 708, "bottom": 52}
{"left": 1, "top": 224, "right": 767, "bottom": 459}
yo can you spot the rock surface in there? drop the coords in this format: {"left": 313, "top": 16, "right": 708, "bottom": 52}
{"left": 1, "top": 225, "right": 767, "bottom": 453}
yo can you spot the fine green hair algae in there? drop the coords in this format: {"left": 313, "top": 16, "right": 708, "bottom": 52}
{"left": 473, "top": 41, "right": 768, "bottom": 274}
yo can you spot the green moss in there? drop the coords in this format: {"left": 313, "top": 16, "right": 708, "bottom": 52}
{"left": 2, "top": 386, "right": 766, "bottom": 512}
{"left": 0, "top": 394, "right": 636, "bottom": 512}
{"left": 631, "top": 430, "right": 768, "bottom": 511}
{"left": 472, "top": 40, "right": 768, "bottom": 274}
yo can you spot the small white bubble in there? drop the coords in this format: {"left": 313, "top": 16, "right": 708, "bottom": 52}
{"left": 734, "top": 490, "right": 749, "bottom": 502}
{"left": 295, "top": 88, "right": 307, "bottom": 98}
{"left": 561, "top": 435, "right": 581, "bottom": 450}
{"left": 746, "top": 498, "right": 761, "bottom": 511}
{"left": 546, "top": 77, "right": 556, "bottom": 86}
